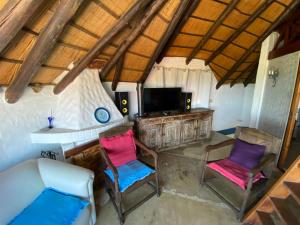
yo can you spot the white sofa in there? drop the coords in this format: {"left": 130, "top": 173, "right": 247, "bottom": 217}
{"left": 0, "top": 158, "right": 96, "bottom": 225}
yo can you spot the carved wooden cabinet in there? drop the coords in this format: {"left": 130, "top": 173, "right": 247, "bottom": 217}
{"left": 136, "top": 109, "right": 213, "bottom": 152}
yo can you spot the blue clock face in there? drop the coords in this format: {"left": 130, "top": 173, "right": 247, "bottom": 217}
{"left": 94, "top": 107, "right": 110, "bottom": 123}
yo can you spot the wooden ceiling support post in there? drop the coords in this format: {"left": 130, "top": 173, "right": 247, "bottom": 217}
{"left": 0, "top": 0, "right": 45, "bottom": 54}
{"left": 216, "top": 0, "right": 299, "bottom": 89}
{"left": 54, "top": 0, "right": 153, "bottom": 95}
{"left": 155, "top": 0, "right": 201, "bottom": 64}
{"left": 100, "top": 0, "right": 168, "bottom": 80}
{"left": 230, "top": 61, "right": 258, "bottom": 87}
{"left": 5, "top": 0, "right": 85, "bottom": 103}
{"left": 111, "top": 55, "right": 125, "bottom": 91}
{"left": 205, "top": 0, "right": 274, "bottom": 66}
{"left": 185, "top": 0, "right": 239, "bottom": 65}
{"left": 139, "top": 0, "right": 191, "bottom": 83}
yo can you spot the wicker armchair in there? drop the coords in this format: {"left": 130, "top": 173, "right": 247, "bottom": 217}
{"left": 201, "top": 127, "right": 281, "bottom": 220}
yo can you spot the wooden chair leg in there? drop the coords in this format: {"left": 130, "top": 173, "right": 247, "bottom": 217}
{"left": 155, "top": 172, "right": 160, "bottom": 197}
{"left": 116, "top": 192, "right": 124, "bottom": 225}
{"left": 200, "top": 153, "right": 209, "bottom": 185}
{"left": 238, "top": 177, "right": 254, "bottom": 220}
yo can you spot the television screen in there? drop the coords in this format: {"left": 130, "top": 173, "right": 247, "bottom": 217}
{"left": 143, "top": 88, "right": 181, "bottom": 113}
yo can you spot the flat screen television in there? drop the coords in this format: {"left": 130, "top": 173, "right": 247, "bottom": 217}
{"left": 143, "top": 88, "right": 181, "bottom": 113}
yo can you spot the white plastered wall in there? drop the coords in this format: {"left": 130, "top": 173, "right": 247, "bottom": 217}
{"left": 103, "top": 57, "right": 255, "bottom": 131}
{"left": 0, "top": 69, "right": 122, "bottom": 171}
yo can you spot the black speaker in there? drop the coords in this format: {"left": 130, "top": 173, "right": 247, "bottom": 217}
{"left": 180, "top": 92, "right": 192, "bottom": 112}
{"left": 115, "top": 92, "right": 129, "bottom": 116}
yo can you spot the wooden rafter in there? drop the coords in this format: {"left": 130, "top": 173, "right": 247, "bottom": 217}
{"left": 0, "top": 57, "right": 70, "bottom": 71}
{"left": 112, "top": 55, "right": 125, "bottom": 91}
{"left": 185, "top": 0, "right": 239, "bottom": 64}
{"left": 243, "top": 66, "right": 259, "bottom": 87}
{"left": 53, "top": 0, "right": 152, "bottom": 95}
{"left": 140, "top": 0, "right": 191, "bottom": 83}
{"left": 268, "top": 6, "right": 300, "bottom": 60}
{"left": 205, "top": 0, "right": 274, "bottom": 66}
{"left": 100, "top": 0, "right": 167, "bottom": 80}
{"left": 216, "top": 0, "right": 299, "bottom": 89}
{"left": 156, "top": 0, "right": 201, "bottom": 64}
{"left": 5, "top": 0, "right": 85, "bottom": 103}
{"left": 0, "top": 0, "right": 45, "bottom": 54}
{"left": 230, "top": 61, "right": 259, "bottom": 87}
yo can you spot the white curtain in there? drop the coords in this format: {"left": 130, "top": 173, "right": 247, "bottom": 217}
{"left": 145, "top": 66, "right": 212, "bottom": 108}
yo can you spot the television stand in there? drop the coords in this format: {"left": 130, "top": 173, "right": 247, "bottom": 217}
{"left": 135, "top": 108, "right": 213, "bottom": 152}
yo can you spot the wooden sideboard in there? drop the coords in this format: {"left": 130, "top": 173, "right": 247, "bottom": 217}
{"left": 135, "top": 108, "right": 213, "bottom": 152}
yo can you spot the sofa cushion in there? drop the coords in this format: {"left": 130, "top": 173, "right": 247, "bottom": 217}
{"left": 8, "top": 188, "right": 89, "bottom": 225}
{"left": 104, "top": 160, "right": 154, "bottom": 192}
{"left": 229, "top": 138, "right": 265, "bottom": 169}
{"left": 208, "top": 159, "right": 265, "bottom": 190}
{"left": 100, "top": 129, "right": 136, "bottom": 167}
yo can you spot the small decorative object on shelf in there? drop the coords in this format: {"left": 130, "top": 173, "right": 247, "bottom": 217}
{"left": 94, "top": 107, "right": 111, "bottom": 124}
{"left": 41, "top": 151, "right": 58, "bottom": 160}
{"left": 48, "top": 108, "right": 54, "bottom": 129}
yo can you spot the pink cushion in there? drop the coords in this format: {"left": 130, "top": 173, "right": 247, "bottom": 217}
{"left": 100, "top": 130, "right": 137, "bottom": 167}
{"left": 207, "top": 159, "right": 264, "bottom": 190}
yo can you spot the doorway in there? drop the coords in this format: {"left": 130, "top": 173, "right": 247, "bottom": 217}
{"left": 279, "top": 62, "right": 300, "bottom": 170}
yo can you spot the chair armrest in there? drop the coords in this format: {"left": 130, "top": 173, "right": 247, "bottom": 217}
{"left": 205, "top": 139, "right": 235, "bottom": 152}
{"left": 99, "top": 147, "right": 121, "bottom": 194}
{"left": 134, "top": 138, "right": 158, "bottom": 170}
{"left": 248, "top": 153, "right": 276, "bottom": 177}
{"left": 99, "top": 147, "right": 119, "bottom": 178}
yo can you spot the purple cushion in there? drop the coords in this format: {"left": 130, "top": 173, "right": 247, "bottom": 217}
{"left": 229, "top": 139, "right": 266, "bottom": 169}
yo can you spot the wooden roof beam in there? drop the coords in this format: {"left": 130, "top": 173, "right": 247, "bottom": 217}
{"left": 111, "top": 55, "right": 125, "bottom": 91}
{"left": 0, "top": 0, "right": 46, "bottom": 54}
{"left": 216, "top": 0, "right": 299, "bottom": 89}
{"left": 140, "top": 0, "right": 191, "bottom": 83}
{"left": 5, "top": 0, "right": 85, "bottom": 103}
{"left": 186, "top": 0, "right": 239, "bottom": 65}
{"left": 244, "top": 67, "right": 259, "bottom": 87}
{"left": 100, "top": 0, "right": 167, "bottom": 80}
{"left": 53, "top": 0, "right": 153, "bottom": 95}
{"left": 156, "top": 0, "right": 201, "bottom": 64}
{"left": 230, "top": 61, "right": 259, "bottom": 87}
{"left": 205, "top": 0, "right": 274, "bottom": 66}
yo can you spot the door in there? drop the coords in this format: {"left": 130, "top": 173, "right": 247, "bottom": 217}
{"left": 279, "top": 62, "right": 300, "bottom": 168}
{"left": 196, "top": 116, "right": 212, "bottom": 139}
{"left": 139, "top": 124, "right": 162, "bottom": 150}
{"left": 181, "top": 119, "right": 197, "bottom": 143}
{"left": 162, "top": 121, "right": 181, "bottom": 148}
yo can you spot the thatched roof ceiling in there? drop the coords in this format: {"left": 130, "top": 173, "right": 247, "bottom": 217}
{"left": 0, "top": 0, "right": 298, "bottom": 102}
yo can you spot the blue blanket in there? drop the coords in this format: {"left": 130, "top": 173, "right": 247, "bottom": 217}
{"left": 8, "top": 188, "right": 89, "bottom": 225}
{"left": 105, "top": 160, "right": 154, "bottom": 192}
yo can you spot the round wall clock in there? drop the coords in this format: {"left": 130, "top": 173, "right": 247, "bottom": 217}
{"left": 94, "top": 107, "right": 111, "bottom": 123}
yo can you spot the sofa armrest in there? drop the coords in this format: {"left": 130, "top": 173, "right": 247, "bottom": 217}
{"left": 37, "top": 158, "right": 96, "bottom": 224}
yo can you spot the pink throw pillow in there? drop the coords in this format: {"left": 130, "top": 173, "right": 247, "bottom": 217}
{"left": 100, "top": 130, "right": 136, "bottom": 167}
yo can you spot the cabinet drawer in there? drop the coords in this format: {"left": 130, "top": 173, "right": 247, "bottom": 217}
{"left": 139, "top": 118, "right": 162, "bottom": 125}
{"left": 198, "top": 112, "right": 212, "bottom": 119}
{"left": 162, "top": 117, "right": 179, "bottom": 123}
{"left": 182, "top": 114, "right": 200, "bottom": 120}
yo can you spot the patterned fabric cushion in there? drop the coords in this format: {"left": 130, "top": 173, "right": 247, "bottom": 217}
{"left": 229, "top": 138, "right": 265, "bottom": 169}
{"left": 100, "top": 129, "right": 136, "bottom": 167}
{"left": 208, "top": 159, "right": 265, "bottom": 190}
{"left": 104, "top": 160, "right": 154, "bottom": 192}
